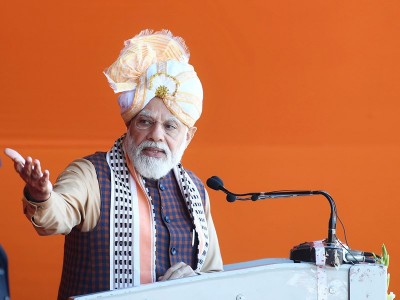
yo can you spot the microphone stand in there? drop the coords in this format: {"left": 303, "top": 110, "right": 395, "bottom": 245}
{"left": 207, "top": 175, "right": 349, "bottom": 266}
{"left": 248, "top": 191, "right": 343, "bottom": 267}
{"left": 232, "top": 190, "right": 344, "bottom": 266}
{"left": 207, "top": 176, "right": 378, "bottom": 266}
{"left": 244, "top": 190, "right": 337, "bottom": 246}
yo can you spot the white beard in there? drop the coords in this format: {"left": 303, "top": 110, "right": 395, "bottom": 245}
{"left": 124, "top": 134, "right": 187, "bottom": 180}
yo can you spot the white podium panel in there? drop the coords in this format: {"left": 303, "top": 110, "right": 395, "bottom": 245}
{"left": 71, "top": 259, "right": 387, "bottom": 300}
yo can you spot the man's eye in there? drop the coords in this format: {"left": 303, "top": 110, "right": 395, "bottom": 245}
{"left": 164, "top": 123, "right": 178, "bottom": 131}
{"left": 139, "top": 119, "right": 152, "bottom": 125}
{"left": 136, "top": 119, "right": 154, "bottom": 128}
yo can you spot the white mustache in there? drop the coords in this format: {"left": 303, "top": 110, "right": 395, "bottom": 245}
{"left": 137, "top": 141, "right": 171, "bottom": 157}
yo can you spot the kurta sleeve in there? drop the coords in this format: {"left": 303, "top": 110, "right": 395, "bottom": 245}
{"left": 200, "top": 189, "right": 224, "bottom": 272}
{"left": 22, "top": 158, "right": 101, "bottom": 235}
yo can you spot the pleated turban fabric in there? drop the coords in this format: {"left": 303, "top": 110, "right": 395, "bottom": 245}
{"left": 104, "top": 29, "right": 203, "bottom": 128}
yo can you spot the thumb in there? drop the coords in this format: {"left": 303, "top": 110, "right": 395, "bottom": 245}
{"left": 4, "top": 148, "right": 26, "bottom": 173}
{"left": 4, "top": 148, "right": 25, "bottom": 164}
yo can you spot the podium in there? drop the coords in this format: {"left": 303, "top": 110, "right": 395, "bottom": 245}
{"left": 70, "top": 258, "right": 387, "bottom": 300}
{"left": 69, "top": 184, "right": 389, "bottom": 299}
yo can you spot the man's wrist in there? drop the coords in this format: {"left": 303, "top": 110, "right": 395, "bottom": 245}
{"left": 24, "top": 186, "right": 51, "bottom": 203}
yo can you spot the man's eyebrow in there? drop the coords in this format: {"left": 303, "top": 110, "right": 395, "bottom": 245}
{"left": 137, "top": 110, "right": 153, "bottom": 118}
{"left": 165, "top": 115, "right": 181, "bottom": 124}
{"left": 138, "top": 110, "right": 182, "bottom": 124}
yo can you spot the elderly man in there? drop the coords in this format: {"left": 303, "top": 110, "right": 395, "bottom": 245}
{"left": 5, "top": 29, "right": 223, "bottom": 300}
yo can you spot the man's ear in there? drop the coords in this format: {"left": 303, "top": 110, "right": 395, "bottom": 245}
{"left": 186, "top": 127, "right": 197, "bottom": 146}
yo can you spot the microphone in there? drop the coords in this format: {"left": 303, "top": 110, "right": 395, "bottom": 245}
{"left": 206, "top": 176, "right": 254, "bottom": 202}
{"left": 205, "top": 176, "right": 224, "bottom": 191}
{"left": 206, "top": 175, "right": 337, "bottom": 245}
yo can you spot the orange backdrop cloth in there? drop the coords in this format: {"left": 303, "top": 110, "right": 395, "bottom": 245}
{"left": 1, "top": 0, "right": 400, "bottom": 299}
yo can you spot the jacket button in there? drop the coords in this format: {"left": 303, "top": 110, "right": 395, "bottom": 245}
{"left": 163, "top": 215, "right": 171, "bottom": 223}
{"left": 159, "top": 183, "right": 166, "bottom": 191}
{"left": 170, "top": 247, "right": 177, "bottom": 255}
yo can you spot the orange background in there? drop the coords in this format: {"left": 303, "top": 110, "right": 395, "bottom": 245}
{"left": 1, "top": 0, "right": 399, "bottom": 298}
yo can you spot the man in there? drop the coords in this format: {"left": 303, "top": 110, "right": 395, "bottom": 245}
{"left": 5, "top": 29, "right": 223, "bottom": 300}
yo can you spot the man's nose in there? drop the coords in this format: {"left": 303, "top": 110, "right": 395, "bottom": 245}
{"left": 146, "top": 123, "right": 165, "bottom": 141}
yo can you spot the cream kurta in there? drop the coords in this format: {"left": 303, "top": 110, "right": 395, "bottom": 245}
{"left": 22, "top": 158, "right": 223, "bottom": 273}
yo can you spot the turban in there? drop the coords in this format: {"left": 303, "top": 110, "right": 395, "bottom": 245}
{"left": 104, "top": 29, "right": 203, "bottom": 128}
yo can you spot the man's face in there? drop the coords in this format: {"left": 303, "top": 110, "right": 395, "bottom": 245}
{"left": 124, "top": 97, "right": 196, "bottom": 179}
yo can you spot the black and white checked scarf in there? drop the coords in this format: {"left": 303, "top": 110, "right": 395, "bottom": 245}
{"left": 106, "top": 135, "right": 209, "bottom": 290}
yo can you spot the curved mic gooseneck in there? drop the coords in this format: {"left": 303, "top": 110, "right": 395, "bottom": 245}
{"left": 206, "top": 176, "right": 337, "bottom": 245}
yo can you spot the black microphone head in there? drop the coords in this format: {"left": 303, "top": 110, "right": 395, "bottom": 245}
{"left": 206, "top": 176, "right": 224, "bottom": 191}
{"left": 226, "top": 193, "right": 237, "bottom": 202}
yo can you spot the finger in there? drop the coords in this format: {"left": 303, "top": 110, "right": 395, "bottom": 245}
{"left": 4, "top": 148, "right": 26, "bottom": 172}
{"left": 4, "top": 148, "right": 25, "bottom": 162}
{"left": 14, "top": 160, "right": 24, "bottom": 173}
{"left": 32, "top": 159, "right": 44, "bottom": 178}
{"left": 41, "top": 169, "right": 49, "bottom": 181}
{"left": 39, "top": 170, "right": 51, "bottom": 188}
{"left": 22, "top": 156, "right": 33, "bottom": 179}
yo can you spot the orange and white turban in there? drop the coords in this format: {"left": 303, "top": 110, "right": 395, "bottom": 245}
{"left": 104, "top": 29, "right": 203, "bottom": 128}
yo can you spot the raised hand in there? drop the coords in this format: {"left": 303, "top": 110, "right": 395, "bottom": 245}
{"left": 4, "top": 148, "right": 53, "bottom": 201}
